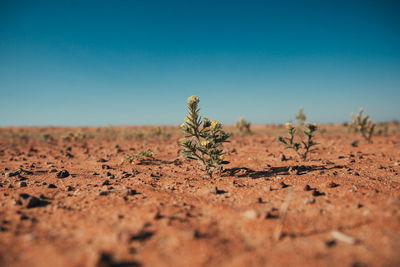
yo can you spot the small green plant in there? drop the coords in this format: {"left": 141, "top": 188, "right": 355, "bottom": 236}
{"left": 277, "top": 122, "right": 318, "bottom": 160}
{"left": 150, "top": 127, "right": 171, "bottom": 140}
{"left": 235, "top": 117, "right": 252, "bottom": 135}
{"left": 123, "top": 149, "right": 154, "bottom": 165}
{"left": 40, "top": 133, "right": 55, "bottom": 143}
{"left": 350, "top": 108, "right": 375, "bottom": 142}
{"left": 180, "top": 95, "right": 230, "bottom": 178}
{"left": 61, "top": 131, "right": 86, "bottom": 142}
{"left": 294, "top": 107, "right": 307, "bottom": 126}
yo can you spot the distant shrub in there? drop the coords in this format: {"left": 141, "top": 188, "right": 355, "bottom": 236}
{"left": 350, "top": 108, "right": 375, "bottom": 142}
{"left": 150, "top": 127, "right": 171, "bottom": 140}
{"left": 39, "top": 133, "right": 55, "bottom": 143}
{"left": 61, "top": 131, "right": 86, "bottom": 142}
{"left": 235, "top": 117, "right": 252, "bottom": 135}
{"left": 294, "top": 107, "right": 306, "bottom": 126}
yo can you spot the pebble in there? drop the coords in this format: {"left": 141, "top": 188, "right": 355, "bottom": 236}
{"left": 304, "top": 184, "right": 313, "bottom": 191}
{"left": 312, "top": 189, "right": 325, "bottom": 196}
{"left": 325, "top": 239, "right": 337, "bottom": 247}
{"left": 280, "top": 182, "right": 290, "bottom": 188}
{"left": 5, "top": 170, "right": 21, "bottom": 177}
{"left": 327, "top": 182, "right": 339, "bottom": 188}
{"left": 18, "top": 181, "right": 27, "bottom": 187}
{"left": 17, "top": 193, "right": 50, "bottom": 209}
{"left": 304, "top": 198, "right": 316, "bottom": 204}
{"left": 241, "top": 210, "right": 257, "bottom": 220}
{"left": 56, "top": 170, "right": 70, "bottom": 178}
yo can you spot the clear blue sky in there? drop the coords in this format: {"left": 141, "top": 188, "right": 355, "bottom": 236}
{"left": 1, "top": 0, "right": 399, "bottom": 126}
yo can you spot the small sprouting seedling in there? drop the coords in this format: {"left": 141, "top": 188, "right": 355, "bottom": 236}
{"left": 350, "top": 108, "right": 375, "bottom": 142}
{"left": 180, "top": 95, "right": 230, "bottom": 178}
{"left": 294, "top": 107, "right": 307, "bottom": 126}
{"left": 235, "top": 117, "right": 252, "bottom": 135}
{"left": 123, "top": 149, "right": 154, "bottom": 165}
{"left": 277, "top": 122, "right": 318, "bottom": 160}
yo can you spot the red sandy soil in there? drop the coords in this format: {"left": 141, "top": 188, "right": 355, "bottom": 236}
{"left": 0, "top": 125, "right": 399, "bottom": 267}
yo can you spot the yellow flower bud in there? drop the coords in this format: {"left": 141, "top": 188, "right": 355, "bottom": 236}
{"left": 211, "top": 120, "right": 219, "bottom": 128}
{"left": 201, "top": 140, "right": 210, "bottom": 147}
{"left": 219, "top": 155, "right": 225, "bottom": 160}
{"left": 204, "top": 117, "right": 208, "bottom": 121}
{"left": 184, "top": 116, "right": 189, "bottom": 122}
{"left": 187, "top": 95, "right": 197, "bottom": 103}
{"left": 285, "top": 122, "right": 293, "bottom": 129}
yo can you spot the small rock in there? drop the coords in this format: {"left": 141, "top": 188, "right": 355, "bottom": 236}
{"left": 127, "top": 189, "right": 139, "bottom": 196}
{"left": 20, "top": 214, "right": 30, "bottom": 220}
{"left": 49, "top": 169, "right": 58, "bottom": 173}
{"left": 331, "top": 230, "right": 357, "bottom": 244}
{"left": 241, "top": 210, "right": 257, "bottom": 220}
{"left": 327, "top": 182, "right": 339, "bottom": 188}
{"left": 265, "top": 211, "right": 279, "bottom": 219}
{"left": 17, "top": 193, "right": 50, "bottom": 208}
{"left": 5, "top": 169, "right": 21, "bottom": 177}
{"left": 48, "top": 184, "right": 57, "bottom": 188}
{"left": 280, "top": 182, "right": 290, "bottom": 188}
{"left": 18, "top": 182, "right": 27, "bottom": 187}
{"left": 312, "top": 189, "right": 325, "bottom": 196}
{"left": 304, "top": 198, "right": 316, "bottom": 204}
{"left": 56, "top": 170, "right": 70, "bottom": 178}
{"left": 304, "top": 184, "right": 313, "bottom": 191}
{"left": 98, "top": 191, "right": 108, "bottom": 196}
{"left": 215, "top": 187, "right": 227, "bottom": 195}
{"left": 326, "top": 239, "right": 337, "bottom": 247}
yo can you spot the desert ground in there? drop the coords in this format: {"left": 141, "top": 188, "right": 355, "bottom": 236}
{"left": 0, "top": 125, "right": 399, "bottom": 267}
